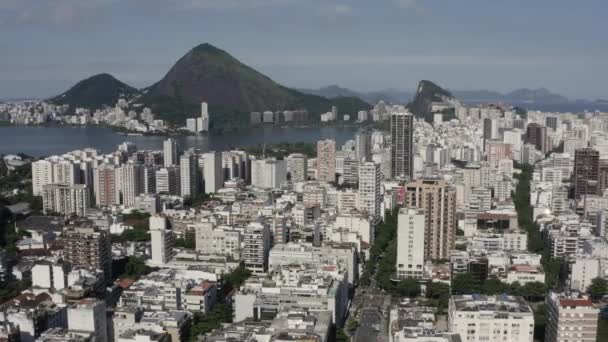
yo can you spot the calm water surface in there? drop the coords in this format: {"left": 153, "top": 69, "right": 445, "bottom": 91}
{"left": 0, "top": 126, "right": 359, "bottom": 157}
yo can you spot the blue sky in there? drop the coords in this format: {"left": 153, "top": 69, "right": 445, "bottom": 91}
{"left": 1, "top": 0, "right": 607, "bottom": 100}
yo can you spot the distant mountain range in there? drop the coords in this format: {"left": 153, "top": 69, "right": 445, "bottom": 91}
{"left": 48, "top": 44, "right": 371, "bottom": 132}
{"left": 299, "top": 85, "right": 583, "bottom": 105}
{"left": 297, "top": 85, "right": 413, "bottom": 105}
{"left": 46, "top": 43, "right": 605, "bottom": 131}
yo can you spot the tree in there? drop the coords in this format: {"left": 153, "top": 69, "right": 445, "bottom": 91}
{"left": 335, "top": 326, "right": 349, "bottom": 342}
{"left": 345, "top": 317, "right": 359, "bottom": 332}
{"left": 427, "top": 282, "right": 450, "bottom": 299}
{"left": 451, "top": 273, "right": 481, "bottom": 295}
{"left": 521, "top": 282, "right": 546, "bottom": 302}
{"left": 482, "top": 277, "right": 510, "bottom": 295}
{"left": 426, "top": 282, "right": 450, "bottom": 313}
{"left": 395, "top": 278, "right": 421, "bottom": 298}
{"left": 189, "top": 304, "right": 232, "bottom": 341}
{"left": 222, "top": 266, "right": 252, "bottom": 292}
{"left": 174, "top": 237, "right": 195, "bottom": 249}
{"left": 588, "top": 277, "right": 608, "bottom": 300}
{"left": 123, "top": 257, "right": 152, "bottom": 278}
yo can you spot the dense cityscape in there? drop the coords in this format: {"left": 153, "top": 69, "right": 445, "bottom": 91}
{"left": 1, "top": 94, "right": 608, "bottom": 342}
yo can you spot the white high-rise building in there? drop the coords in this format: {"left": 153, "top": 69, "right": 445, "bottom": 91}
{"left": 163, "top": 139, "right": 179, "bottom": 167}
{"left": 32, "top": 160, "right": 55, "bottom": 196}
{"left": 149, "top": 216, "right": 174, "bottom": 265}
{"left": 197, "top": 102, "right": 209, "bottom": 132}
{"left": 155, "top": 167, "right": 180, "bottom": 195}
{"left": 546, "top": 292, "right": 599, "bottom": 342}
{"left": 251, "top": 158, "right": 287, "bottom": 189}
{"left": 202, "top": 151, "right": 222, "bottom": 193}
{"left": 52, "top": 160, "right": 80, "bottom": 185}
{"left": 358, "top": 162, "right": 382, "bottom": 221}
{"left": 286, "top": 153, "right": 308, "bottom": 182}
{"left": 180, "top": 152, "right": 199, "bottom": 197}
{"left": 118, "top": 163, "right": 144, "bottom": 207}
{"left": 42, "top": 184, "right": 89, "bottom": 216}
{"left": 186, "top": 118, "right": 197, "bottom": 133}
{"left": 242, "top": 222, "right": 271, "bottom": 274}
{"left": 396, "top": 208, "right": 425, "bottom": 279}
{"left": 449, "top": 295, "right": 534, "bottom": 342}
{"left": 68, "top": 298, "right": 108, "bottom": 342}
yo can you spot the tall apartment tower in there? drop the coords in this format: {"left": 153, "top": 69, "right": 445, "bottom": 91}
{"left": 545, "top": 292, "right": 599, "bottom": 342}
{"left": 316, "top": 139, "right": 336, "bottom": 183}
{"left": 390, "top": 112, "right": 414, "bottom": 180}
{"left": 574, "top": 147, "right": 600, "bottom": 199}
{"left": 358, "top": 162, "right": 382, "bottom": 222}
{"left": 404, "top": 178, "right": 456, "bottom": 260}
{"left": 62, "top": 225, "right": 112, "bottom": 283}
{"left": 286, "top": 153, "right": 308, "bottom": 182}
{"left": 180, "top": 152, "right": 199, "bottom": 198}
{"left": 163, "top": 138, "right": 179, "bottom": 167}
{"left": 118, "top": 163, "right": 144, "bottom": 207}
{"left": 545, "top": 116, "right": 559, "bottom": 131}
{"left": 202, "top": 151, "right": 222, "bottom": 193}
{"left": 94, "top": 164, "right": 118, "bottom": 206}
{"left": 251, "top": 159, "right": 287, "bottom": 189}
{"left": 598, "top": 159, "right": 608, "bottom": 193}
{"left": 143, "top": 166, "right": 157, "bottom": 194}
{"left": 396, "top": 208, "right": 426, "bottom": 279}
{"left": 525, "top": 122, "right": 549, "bottom": 153}
{"left": 32, "top": 159, "right": 55, "bottom": 196}
{"left": 42, "top": 184, "right": 90, "bottom": 216}
{"left": 197, "top": 101, "right": 210, "bottom": 132}
{"left": 243, "top": 222, "right": 271, "bottom": 275}
{"left": 483, "top": 118, "right": 498, "bottom": 151}
{"left": 155, "top": 166, "right": 180, "bottom": 196}
{"left": 149, "top": 216, "right": 174, "bottom": 265}
{"left": 355, "top": 130, "right": 372, "bottom": 162}
{"left": 53, "top": 160, "right": 81, "bottom": 185}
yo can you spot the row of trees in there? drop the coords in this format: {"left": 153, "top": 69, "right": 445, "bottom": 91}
{"left": 512, "top": 163, "right": 565, "bottom": 341}
{"left": 513, "top": 164, "right": 563, "bottom": 288}
{"left": 359, "top": 209, "right": 398, "bottom": 287}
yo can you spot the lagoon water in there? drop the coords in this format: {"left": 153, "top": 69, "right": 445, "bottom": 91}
{"left": 0, "top": 126, "right": 360, "bottom": 157}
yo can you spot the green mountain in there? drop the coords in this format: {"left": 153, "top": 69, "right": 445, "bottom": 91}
{"left": 407, "top": 80, "right": 456, "bottom": 122}
{"left": 138, "top": 43, "right": 371, "bottom": 129}
{"left": 49, "top": 73, "right": 137, "bottom": 110}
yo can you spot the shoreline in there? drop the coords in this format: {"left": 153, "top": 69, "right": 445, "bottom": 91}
{"left": 0, "top": 125, "right": 361, "bottom": 157}
{"left": 0, "top": 120, "right": 381, "bottom": 136}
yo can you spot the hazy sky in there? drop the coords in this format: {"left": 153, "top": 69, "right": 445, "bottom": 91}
{"left": 1, "top": 0, "right": 607, "bottom": 100}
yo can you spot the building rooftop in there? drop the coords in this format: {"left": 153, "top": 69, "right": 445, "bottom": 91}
{"left": 451, "top": 294, "right": 532, "bottom": 314}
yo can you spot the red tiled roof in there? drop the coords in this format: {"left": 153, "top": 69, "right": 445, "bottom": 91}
{"left": 560, "top": 299, "right": 593, "bottom": 307}
{"left": 117, "top": 278, "right": 135, "bottom": 289}
{"left": 1, "top": 292, "right": 51, "bottom": 307}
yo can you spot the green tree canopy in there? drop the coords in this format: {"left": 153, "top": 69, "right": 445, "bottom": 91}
{"left": 588, "top": 277, "right": 608, "bottom": 300}
{"left": 451, "top": 273, "right": 482, "bottom": 295}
